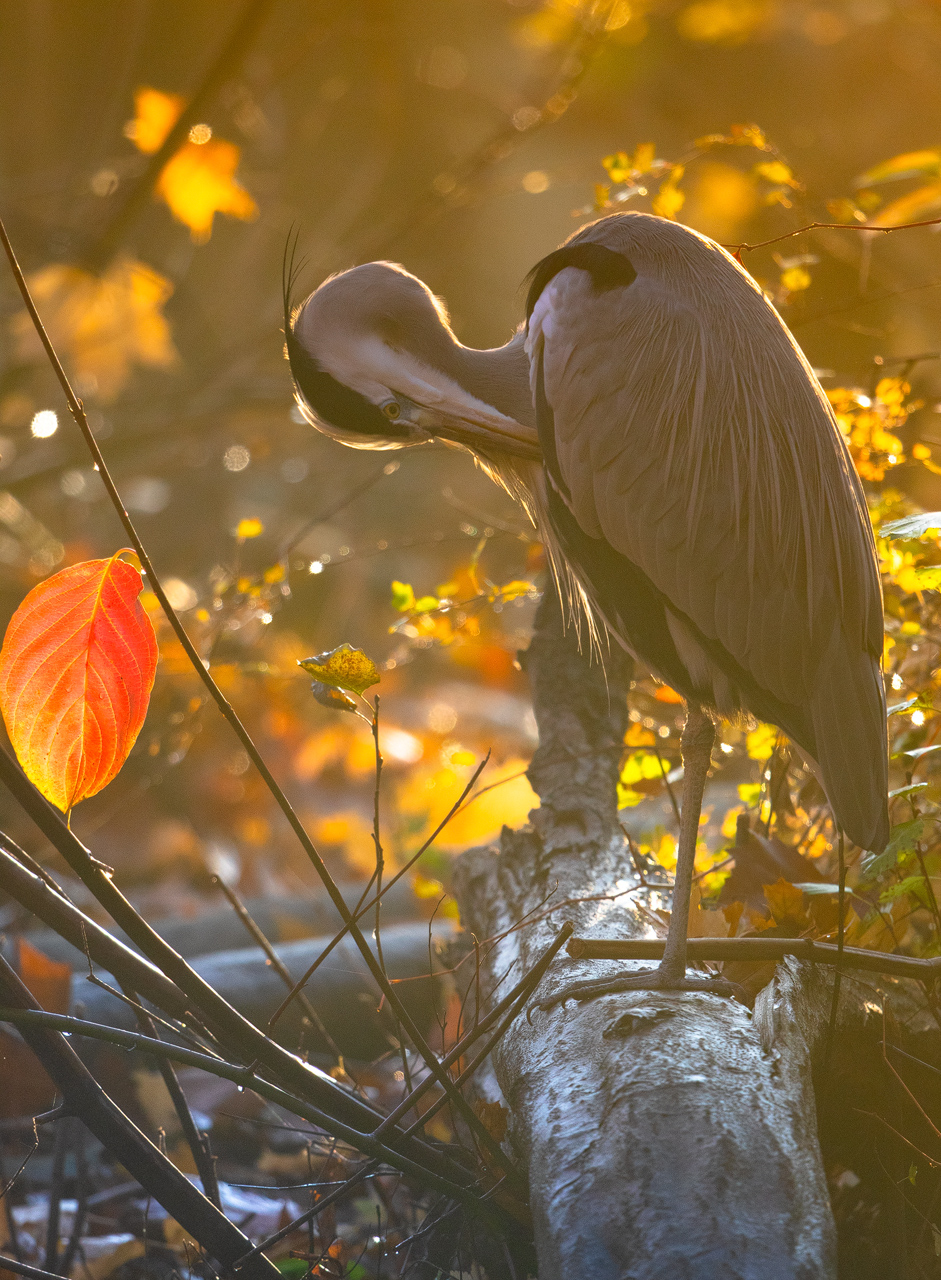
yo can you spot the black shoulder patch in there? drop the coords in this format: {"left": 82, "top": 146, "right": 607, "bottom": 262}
{"left": 285, "top": 326, "right": 411, "bottom": 440}
{"left": 525, "top": 243, "right": 637, "bottom": 322}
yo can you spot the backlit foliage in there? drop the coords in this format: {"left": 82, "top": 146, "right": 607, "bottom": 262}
{"left": 126, "top": 87, "right": 259, "bottom": 243}
{"left": 10, "top": 257, "right": 178, "bottom": 402}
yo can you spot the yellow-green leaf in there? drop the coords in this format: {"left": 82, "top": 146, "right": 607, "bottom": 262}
{"left": 856, "top": 149, "right": 941, "bottom": 186}
{"left": 865, "top": 181, "right": 941, "bottom": 228}
{"left": 413, "top": 595, "right": 440, "bottom": 614}
{"left": 652, "top": 167, "right": 685, "bottom": 219}
{"left": 391, "top": 580, "right": 416, "bottom": 612}
{"left": 754, "top": 160, "right": 795, "bottom": 186}
{"left": 299, "top": 644, "right": 380, "bottom": 696}
{"left": 780, "top": 265, "right": 811, "bottom": 292}
{"left": 912, "top": 565, "right": 941, "bottom": 590}
{"left": 495, "top": 580, "right": 534, "bottom": 602}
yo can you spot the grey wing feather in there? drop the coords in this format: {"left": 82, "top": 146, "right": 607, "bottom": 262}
{"left": 529, "top": 220, "right": 888, "bottom": 850}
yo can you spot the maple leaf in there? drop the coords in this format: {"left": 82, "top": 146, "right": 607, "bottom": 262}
{"left": 126, "top": 86, "right": 258, "bottom": 243}
{"left": 10, "top": 258, "right": 178, "bottom": 402}
{"left": 0, "top": 554, "right": 158, "bottom": 810}
{"left": 299, "top": 643, "right": 380, "bottom": 697}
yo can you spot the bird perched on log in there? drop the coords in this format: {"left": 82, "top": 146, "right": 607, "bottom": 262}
{"left": 283, "top": 211, "right": 889, "bottom": 1001}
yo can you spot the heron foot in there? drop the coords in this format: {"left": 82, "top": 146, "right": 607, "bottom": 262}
{"left": 534, "top": 966, "right": 738, "bottom": 1013}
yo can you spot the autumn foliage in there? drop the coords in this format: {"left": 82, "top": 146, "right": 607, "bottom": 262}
{"left": 0, "top": 554, "right": 157, "bottom": 810}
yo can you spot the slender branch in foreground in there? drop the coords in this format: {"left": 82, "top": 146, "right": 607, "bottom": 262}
{"left": 0, "top": 217, "right": 514, "bottom": 1185}
{"left": 0, "top": 758, "right": 475, "bottom": 1193}
{"left": 566, "top": 933, "right": 941, "bottom": 980}
{"left": 0, "top": 1007, "right": 487, "bottom": 1212}
{"left": 0, "top": 1256, "right": 85, "bottom": 1280}
{"left": 726, "top": 214, "right": 941, "bottom": 255}
{"left": 0, "top": 958, "right": 282, "bottom": 1280}
{"left": 266, "top": 753, "right": 489, "bottom": 1029}
{"left": 232, "top": 925, "right": 572, "bottom": 1269}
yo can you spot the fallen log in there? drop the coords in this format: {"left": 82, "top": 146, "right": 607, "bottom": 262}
{"left": 452, "top": 590, "right": 837, "bottom": 1279}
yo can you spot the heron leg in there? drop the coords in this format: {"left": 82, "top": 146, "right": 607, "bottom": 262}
{"left": 536, "top": 705, "right": 736, "bottom": 1011}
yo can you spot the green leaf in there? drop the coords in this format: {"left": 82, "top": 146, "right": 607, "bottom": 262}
{"left": 889, "top": 782, "right": 929, "bottom": 799}
{"left": 391, "top": 580, "right": 416, "bottom": 612}
{"left": 888, "top": 697, "right": 919, "bottom": 716}
{"left": 880, "top": 874, "right": 931, "bottom": 907}
{"left": 881, "top": 512, "right": 941, "bottom": 540}
{"left": 298, "top": 643, "right": 380, "bottom": 696}
{"left": 792, "top": 883, "right": 842, "bottom": 895}
{"left": 901, "top": 745, "right": 941, "bottom": 760}
{"left": 276, "top": 1261, "right": 310, "bottom": 1278}
{"left": 861, "top": 819, "right": 923, "bottom": 879}
{"left": 737, "top": 781, "right": 763, "bottom": 806}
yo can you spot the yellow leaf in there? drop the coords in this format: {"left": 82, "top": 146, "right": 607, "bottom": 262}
{"left": 625, "top": 722, "right": 656, "bottom": 746}
{"left": 753, "top": 160, "right": 796, "bottom": 186}
{"left": 299, "top": 643, "right": 380, "bottom": 696}
{"left": 11, "top": 258, "right": 178, "bottom": 402}
{"left": 413, "top": 595, "right": 440, "bottom": 613}
{"left": 125, "top": 87, "right": 185, "bottom": 154}
{"left": 126, "top": 86, "right": 258, "bottom": 244}
{"left": 780, "top": 265, "right": 812, "bottom": 292}
{"left": 677, "top": 0, "right": 769, "bottom": 44}
{"left": 912, "top": 566, "right": 941, "bottom": 590}
{"left": 746, "top": 723, "right": 778, "bottom": 760}
{"left": 866, "top": 181, "right": 941, "bottom": 228}
{"left": 633, "top": 141, "right": 656, "bottom": 173}
{"left": 156, "top": 137, "right": 258, "bottom": 243}
{"left": 856, "top": 149, "right": 941, "bottom": 186}
{"left": 603, "top": 151, "right": 632, "bottom": 183}
{"left": 412, "top": 872, "right": 445, "bottom": 900}
{"left": 652, "top": 166, "right": 685, "bottom": 219}
{"left": 236, "top": 518, "right": 263, "bottom": 539}
{"left": 263, "top": 562, "right": 285, "bottom": 583}
{"left": 912, "top": 442, "right": 932, "bottom": 461}
{"left": 495, "top": 579, "right": 534, "bottom": 602}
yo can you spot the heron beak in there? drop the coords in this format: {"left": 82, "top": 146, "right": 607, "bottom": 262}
{"left": 412, "top": 408, "right": 542, "bottom": 461}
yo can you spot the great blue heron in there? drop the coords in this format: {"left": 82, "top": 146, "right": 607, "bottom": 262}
{"left": 284, "top": 211, "right": 889, "bottom": 1001}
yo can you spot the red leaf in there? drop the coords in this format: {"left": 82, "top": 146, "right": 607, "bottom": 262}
{"left": 0, "top": 553, "right": 157, "bottom": 809}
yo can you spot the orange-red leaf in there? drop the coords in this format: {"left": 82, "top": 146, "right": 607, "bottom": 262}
{"left": 0, "top": 554, "right": 157, "bottom": 810}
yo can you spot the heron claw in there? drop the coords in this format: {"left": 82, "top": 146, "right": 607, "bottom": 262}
{"left": 533, "top": 967, "right": 739, "bottom": 1013}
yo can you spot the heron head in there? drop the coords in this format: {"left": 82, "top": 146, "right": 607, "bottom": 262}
{"left": 285, "top": 259, "right": 539, "bottom": 460}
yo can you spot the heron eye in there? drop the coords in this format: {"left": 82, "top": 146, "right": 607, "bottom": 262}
{"left": 382, "top": 401, "right": 401, "bottom": 421}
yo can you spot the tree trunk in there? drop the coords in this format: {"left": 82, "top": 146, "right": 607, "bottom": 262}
{"left": 453, "top": 589, "right": 837, "bottom": 1279}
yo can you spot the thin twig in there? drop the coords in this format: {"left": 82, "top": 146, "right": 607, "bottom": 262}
{"left": 564, "top": 928, "right": 941, "bottom": 980}
{"left": 265, "top": 754, "right": 489, "bottom": 1029}
{"left": 211, "top": 875, "right": 342, "bottom": 1060}
{"left": 0, "top": 219, "right": 513, "bottom": 1185}
{"left": 0, "top": 1007, "right": 484, "bottom": 1209}
{"left": 726, "top": 214, "right": 941, "bottom": 255}
{"left": 130, "top": 997, "right": 221, "bottom": 1209}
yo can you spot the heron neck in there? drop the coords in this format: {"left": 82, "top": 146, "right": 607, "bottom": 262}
{"left": 440, "top": 333, "right": 535, "bottom": 428}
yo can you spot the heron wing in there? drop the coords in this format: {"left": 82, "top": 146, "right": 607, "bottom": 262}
{"left": 528, "top": 258, "right": 887, "bottom": 848}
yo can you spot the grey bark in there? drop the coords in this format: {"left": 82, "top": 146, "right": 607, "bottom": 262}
{"left": 453, "top": 590, "right": 837, "bottom": 1280}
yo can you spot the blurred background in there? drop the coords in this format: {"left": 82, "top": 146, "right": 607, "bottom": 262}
{"left": 0, "top": 0, "right": 939, "bottom": 940}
